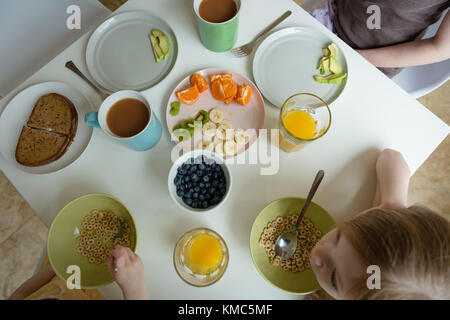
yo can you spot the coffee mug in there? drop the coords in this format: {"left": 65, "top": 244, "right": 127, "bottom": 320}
{"left": 193, "top": 0, "right": 241, "bottom": 52}
{"left": 85, "top": 90, "right": 162, "bottom": 151}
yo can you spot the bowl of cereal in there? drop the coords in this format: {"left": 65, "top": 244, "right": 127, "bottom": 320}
{"left": 250, "top": 197, "right": 335, "bottom": 294}
{"left": 47, "top": 193, "right": 137, "bottom": 289}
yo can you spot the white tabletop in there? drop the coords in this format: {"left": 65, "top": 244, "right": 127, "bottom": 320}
{"left": 0, "top": 0, "right": 448, "bottom": 299}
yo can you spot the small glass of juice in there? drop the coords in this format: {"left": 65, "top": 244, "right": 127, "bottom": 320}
{"left": 278, "top": 93, "right": 331, "bottom": 153}
{"left": 173, "top": 228, "right": 229, "bottom": 287}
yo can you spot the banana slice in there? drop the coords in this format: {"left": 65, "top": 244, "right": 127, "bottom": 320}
{"left": 202, "top": 122, "right": 217, "bottom": 137}
{"left": 234, "top": 129, "right": 250, "bottom": 145}
{"left": 224, "top": 140, "right": 237, "bottom": 156}
{"left": 209, "top": 109, "right": 224, "bottom": 123}
{"left": 198, "top": 140, "right": 214, "bottom": 151}
{"left": 216, "top": 125, "right": 235, "bottom": 140}
{"left": 213, "top": 135, "right": 223, "bottom": 146}
{"left": 220, "top": 119, "right": 232, "bottom": 129}
{"left": 215, "top": 142, "right": 225, "bottom": 157}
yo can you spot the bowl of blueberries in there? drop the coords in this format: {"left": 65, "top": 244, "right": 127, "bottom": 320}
{"left": 168, "top": 150, "right": 232, "bottom": 213}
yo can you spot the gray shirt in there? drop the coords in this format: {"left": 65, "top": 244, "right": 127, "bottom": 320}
{"left": 333, "top": 0, "right": 449, "bottom": 77}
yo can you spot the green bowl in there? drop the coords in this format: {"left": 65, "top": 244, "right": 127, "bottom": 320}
{"left": 250, "top": 197, "right": 335, "bottom": 295}
{"left": 47, "top": 194, "right": 138, "bottom": 289}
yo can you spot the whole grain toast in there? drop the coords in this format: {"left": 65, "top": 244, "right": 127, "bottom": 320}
{"left": 14, "top": 92, "right": 78, "bottom": 167}
{"left": 15, "top": 127, "right": 71, "bottom": 167}
{"left": 27, "top": 93, "right": 78, "bottom": 136}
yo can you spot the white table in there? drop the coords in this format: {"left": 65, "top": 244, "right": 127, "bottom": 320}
{"left": 0, "top": 0, "right": 448, "bottom": 299}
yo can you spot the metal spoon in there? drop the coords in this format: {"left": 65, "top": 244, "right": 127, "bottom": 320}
{"left": 65, "top": 60, "right": 109, "bottom": 100}
{"left": 275, "top": 170, "right": 325, "bottom": 260}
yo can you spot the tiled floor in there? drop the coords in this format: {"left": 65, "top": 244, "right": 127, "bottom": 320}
{"left": 0, "top": 0, "right": 448, "bottom": 299}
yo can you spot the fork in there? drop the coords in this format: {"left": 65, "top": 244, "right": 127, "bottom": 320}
{"left": 65, "top": 60, "right": 110, "bottom": 100}
{"left": 230, "top": 10, "right": 292, "bottom": 57}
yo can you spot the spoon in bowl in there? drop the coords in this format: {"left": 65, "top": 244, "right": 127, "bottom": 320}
{"left": 274, "top": 170, "right": 325, "bottom": 261}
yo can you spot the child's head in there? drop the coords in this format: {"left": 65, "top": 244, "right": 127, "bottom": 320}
{"left": 310, "top": 206, "right": 450, "bottom": 300}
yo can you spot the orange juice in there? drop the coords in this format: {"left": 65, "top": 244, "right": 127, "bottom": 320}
{"left": 282, "top": 110, "right": 316, "bottom": 140}
{"left": 188, "top": 234, "right": 223, "bottom": 272}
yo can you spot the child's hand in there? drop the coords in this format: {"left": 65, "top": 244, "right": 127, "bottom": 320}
{"left": 106, "top": 245, "right": 149, "bottom": 300}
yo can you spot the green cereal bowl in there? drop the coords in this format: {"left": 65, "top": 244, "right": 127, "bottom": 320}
{"left": 47, "top": 194, "right": 137, "bottom": 289}
{"left": 250, "top": 197, "right": 335, "bottom": 295}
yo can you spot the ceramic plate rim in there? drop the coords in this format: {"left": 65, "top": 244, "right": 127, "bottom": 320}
{"left": 249, "top": 196, "right": 336, "bottom": 295}
{"left": 252, "top": 26, "right": 348, "bottom": 108}
{"left": 85, "top": 10, "right": 178, "bottom": 92}
{"left": 165, "top": 67, "right": 265, "bottom": 158}
{"left": 0, "top": 81, "right": 93, "bottom": 174}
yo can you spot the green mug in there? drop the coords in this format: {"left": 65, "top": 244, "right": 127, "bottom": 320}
{"left": 193, "top": 0, "right": 241, "bottom": 52}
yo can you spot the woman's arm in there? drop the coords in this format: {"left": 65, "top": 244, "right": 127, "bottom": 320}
{"left": 8, "top": 265, "right": 55, "bottom": 300}
{"left": 372, "top": 149, "right": 410, "bottom": 209}
{"left": 357, "top": 12, "right": 450, "bottom": 68}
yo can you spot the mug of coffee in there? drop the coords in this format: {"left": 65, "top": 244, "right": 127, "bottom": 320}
{"left": 193, "top": 0, "right": 240, "bottom": 52}
{"left": 85, "top": 90, "right": 162, "bottom": 151}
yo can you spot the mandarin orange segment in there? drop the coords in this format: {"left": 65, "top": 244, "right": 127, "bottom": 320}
{"left": 209, "top": 73, "right": 232, "bottom": 83}
{"left": 211, "top": 78, "right": 237, "bottom": 102}
{"left": 235, "top": 84, "right": 252, "bottom": 106}
{"left": 190, "top": 73, "right": 209, "bottom": 93}
{"left": 176, "top": 85, "right": 199, "bottom": 105}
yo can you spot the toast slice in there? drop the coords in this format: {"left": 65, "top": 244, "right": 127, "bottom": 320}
{"left": 15, "top": 127, "right": 71, "bottom": 167}
{"left": 27, "top": 93, "right": 78, "bottom": 136}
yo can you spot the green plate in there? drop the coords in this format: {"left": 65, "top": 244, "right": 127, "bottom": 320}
{"left": 250, "top": 197, "right": 335, "bottom": 295}
{"left": 47, "top": 194, "right": 138, "bottom": 289}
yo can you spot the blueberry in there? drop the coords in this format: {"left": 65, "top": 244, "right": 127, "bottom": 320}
{"left": 192, "top": 200, "right": 199, "bottom": 207}
{"left": 211, "top": 196, "right": 220, "bottom": 204}
{"left": 214, "top": 166, "right": 221, "bottom": 172}
{"left": 205, "top": 182, "right": 211, "bottom": 188}
{"left": 189, "top": 188, "right": 194, "bottom": 194}
{"left": 191, "top": 173, "right": 198, "bottom": 180}
{"left": 199, "top": 164, "right": 205, "bottom": 170}
{"left": 199, "top": 182, "right": 205, "bottom": 189}
{"left": 200, "top": 189, "right": 207, "bottom": 195}
{"left": 177, "top": 190, "right": 184, "bottom": 197}
{"left": 199, "top": 194, "right": 205, "bottom": 200}
{"left": 194, "top": 186, "right": 200, "bottom": 192}
{"left": 185, "top": 191, "right": 192, "bottom": 199}
{"left": 187, "top": 182, "right": 193, "bottom": 188}
{"left": 212, "top": 180, "right": 219, "bottom": 187}
{"left": 193, "top": 192, "right": 199, "bottom": 199}
{"left": 185, "top": 199, "right": 193, "bottom": 205}
{"left": 203, "top": 175, "right": 210, "bottom": 182}
{"left": 213, "top": 173, "right": 218, "bottom": 179}
{"left": 201, "top": 201, "right": 208, "bottom": 208}
{"left": 184, "top": 183, "right": 189, "bottom": 189}
{"left": 184, "top": 176, "right": 190, "bottom": 182}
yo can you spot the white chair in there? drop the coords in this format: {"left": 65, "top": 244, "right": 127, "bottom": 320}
{"left": 393, "top": 9, "right": 450, "bottom": 98}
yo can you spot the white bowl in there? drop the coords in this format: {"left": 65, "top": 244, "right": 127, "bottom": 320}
{"left": 168, "top": 150, "right": 232, "bottom": 214}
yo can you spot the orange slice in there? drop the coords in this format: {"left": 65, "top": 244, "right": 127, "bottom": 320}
{"left": 211, "top": 78, "right": 237, "bottom": 102}
{"left": 235, "top": 84, "right": 252, "bottom": 106}
{"left": 209, "top": 73, "right": 232, "bottom": 83}
{"left": 190, "top": 73, "right": 209, "bottom": 93}
{"left": 176, "top": 85, "right": 199, "bottom": 105}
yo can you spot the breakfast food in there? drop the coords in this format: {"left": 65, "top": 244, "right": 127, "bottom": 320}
{"left": 76, "top": 210, "right": 131, "bottom": 265}
{"left": 15, "top": 93, "right": 78, "bottom": 167}
{"left": 173, "top": 156, "right": 227, "bottom": 209}
{"left": 15, "top": 127, "right": 71, "bottom": 167}
{"left": 149, "top": 29, "right": 170, "bottom": 62}
{"left": 186, "top": 233, "right": 223, "bottom": 274}
{"left": 169, "top": 101, "right": 181, "bottom": 116}
{"left": 259, "top": 215, "right": 322, "bottom": 272}
{"left": 176, "top": 85, "right": 199, "bottom": 105}
{"left": 197, "top": 108, "right": 250, "bottom": 156}
{"left": 172, "top": 109, "right": 211, "bottom": 141}
{"left": 190, "top": 73, "right": 209, "bottom": 93}
{"left": 314, "top": 43, "right": 347, "bottom": 84}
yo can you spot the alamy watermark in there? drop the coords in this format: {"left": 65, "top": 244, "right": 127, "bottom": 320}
{"left": 66, "top": 5, "right": 81, "bottom": 30}
{"left": 366, "top": 265, "right": 381, "bottom": 290}
{"left": 366, "top": 5, "right": 381, "bottom": 30}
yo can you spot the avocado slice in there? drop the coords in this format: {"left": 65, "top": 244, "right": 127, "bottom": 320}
{"left": 322, "top": 48, "right": 331, "bottom": 57}
{"left": 329, "top": 57, "right": 342, "bottom": 74}
{"left": 152, "top": 29, "right": 170, "bottom": 60}
{"left": 314, "top": 73, "right": 347, "bottom": 84}
{"left": 328, "top": 43, "right": 339, "bottom": 57}
{"left": 149, "top": 34, "right": 164, "bottom": 62}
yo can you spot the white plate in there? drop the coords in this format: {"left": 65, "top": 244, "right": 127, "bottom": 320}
{"left": 253, "top": 27, "right": 348, "bottom": 108}
{"left": 0, "top": 82, "right": 93, "bottom": 174}
{"left": 86, "top": 11, "right": 178, "bottom": 92}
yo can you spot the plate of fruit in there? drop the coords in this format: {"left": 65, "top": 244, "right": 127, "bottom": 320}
{"left": 166, "top": 68, "right": 265, "bottom": 158}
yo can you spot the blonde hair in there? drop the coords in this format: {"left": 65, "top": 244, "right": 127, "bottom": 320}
{"left": 339, "top": 206, "right": 450, "bottom": 300}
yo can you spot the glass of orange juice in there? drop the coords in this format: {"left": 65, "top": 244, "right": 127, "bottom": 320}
{"left": 278, "top": 93, "right": 331, "bottom": 153}
{"left": 173, "top": 228, "right": 229, "bottom": 287}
